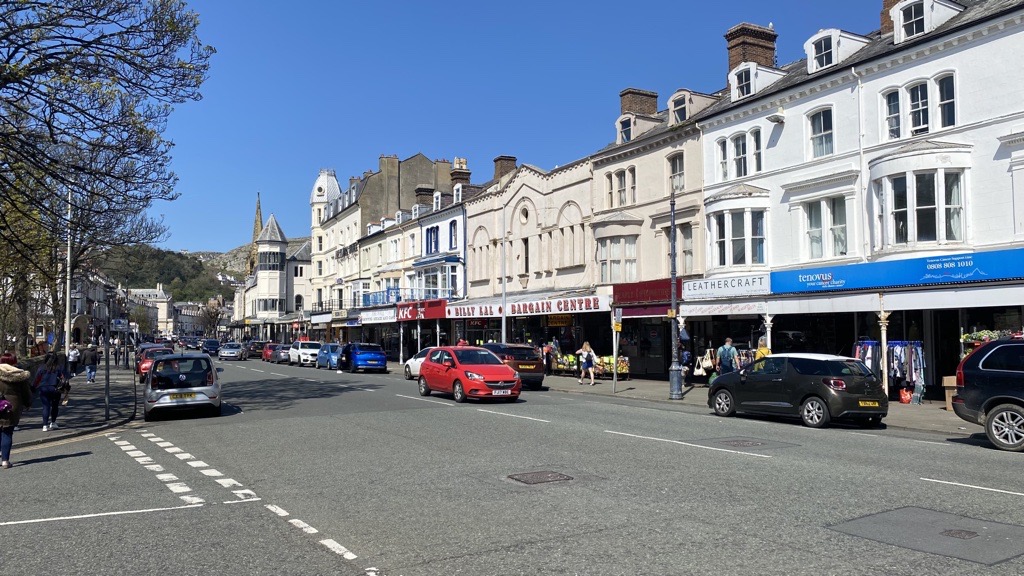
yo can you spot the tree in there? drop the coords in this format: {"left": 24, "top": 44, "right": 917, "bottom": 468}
{"left": 198, "top": 304, "right": 221, "bottom": 337}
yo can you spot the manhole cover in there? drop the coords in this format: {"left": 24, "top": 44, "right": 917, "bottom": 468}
{"left": 508, "top": 471, "right": 573, "bottom": 485}
{"left": 721, "top": 439, "right": 766, "bottom": 448}
{"left": 943, "top": 529, "right": 979, "bottom": 540}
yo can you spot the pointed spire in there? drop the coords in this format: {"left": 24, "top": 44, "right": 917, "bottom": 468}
{"left": 252, "top": 192, "right": 263, "bottom": 243}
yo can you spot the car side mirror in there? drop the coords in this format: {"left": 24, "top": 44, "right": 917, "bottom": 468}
{"left": 444, "top": 359, "right": 455, "bottom": 368}
{"left": 216, "top": 367, "right": 224, "bottom": 373}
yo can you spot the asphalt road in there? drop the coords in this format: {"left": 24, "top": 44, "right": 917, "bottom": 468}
{"left": 4, "top": 356, "right": 1024, "bottom": 575}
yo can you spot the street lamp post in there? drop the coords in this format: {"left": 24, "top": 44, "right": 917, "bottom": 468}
{"left": 668, "top": 175, "right": 684, "bottom": 400}
{"left": 500, "top": 203, "right": 507, "bottom": 344}
{"left": 64, "top": 185, "right": 73, "bottom": 351}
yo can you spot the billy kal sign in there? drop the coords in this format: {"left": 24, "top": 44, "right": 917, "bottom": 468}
{"left": 447, "top": 295, "right": 611, "bottom": 318}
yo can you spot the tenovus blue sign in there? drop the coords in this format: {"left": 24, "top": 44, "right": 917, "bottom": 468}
{"left": 770, "top": 248, "right": 1024, "bottom": 294}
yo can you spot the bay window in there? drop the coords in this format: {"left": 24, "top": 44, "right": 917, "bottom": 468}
{"left": 711, "top": 209, "right": 767, "bottom": 268}
{"left": 598, "top": 236, "right": 638, "bottom": 283}
{"left": 882, "top": 169, "right": 965, "bottom": 246}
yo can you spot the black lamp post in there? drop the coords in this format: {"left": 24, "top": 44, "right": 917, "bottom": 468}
{"left": 668, "top": 175, "right": 684, "bottom": 400}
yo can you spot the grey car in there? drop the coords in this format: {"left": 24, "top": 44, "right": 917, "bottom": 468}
{"left": 144, "top": 353, "right": 222, "bottom": 421}
{"left": 269, "top": 345, "right": 290, "bottom": 364}
{"left": 218, "top": 342, "right": 246, "bottom": 361}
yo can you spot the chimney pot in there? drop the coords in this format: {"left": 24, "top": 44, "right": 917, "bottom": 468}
{"left": 725, "top": 22, "right": 778, "bottom": 77}
{"left": 493, "top": 155, "right": 517, "bottom": 180}
{"left": 880, "top": 0, "right": 901, "bottom": 36}
{"left": 450, "top": 157, "right": 471, "bottom": 187}
{"left": 619, "top": 88, "right": 658, "bottom": 116}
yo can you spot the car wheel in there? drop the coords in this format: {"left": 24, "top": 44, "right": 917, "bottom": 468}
{"left": 985, "top": 404, "right": 1024, "bottom": 452}
{"left": 800, "top": 397, "right": 831, "bottom": 428}
{"left": 143, "top": 410, "right": 153, "bottom": 422}
{"left": 404, "top": 366, "right": 412, "bottom": 380}
{"left": 418, "top": 376, "right": 431, "bottom": 397}
{"left": 453, "top": 380, "right": 466, "bottom": 403}
{"left": 289, "top": 358, "right": 294, "bottom": 366}
{"left": 712, "top": 389, "right": 735, "bottom": 417}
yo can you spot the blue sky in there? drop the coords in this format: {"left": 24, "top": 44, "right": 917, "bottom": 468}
{"left": 159, "top": 1, "right": 881, "bottom": 254}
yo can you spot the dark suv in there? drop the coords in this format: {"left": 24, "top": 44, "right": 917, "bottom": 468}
{"left": 481, "top": 343, "right": 545, "bottom": 389}
{"left": 953, "top": 339, "right": 1024, "bottom": 451}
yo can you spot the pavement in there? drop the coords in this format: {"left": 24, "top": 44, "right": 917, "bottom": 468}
{"left": 14, "top": 357, "right": 981, "bottom": 450}
{"left": 13, "top": 364, "right": 138, "bottom": 448}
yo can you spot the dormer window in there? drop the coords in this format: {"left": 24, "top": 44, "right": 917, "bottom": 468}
{"left": 672, "top": 96, "right": 687, "bottom": 123}
{"left": 432, "top": 191, "right": 441, "bottom": 211}
{"left": 412, "top": 205, "right": 420, "bottom": 219}
{"left": 736, "top": 69, "right": 752, "bottom": 98}
{"left": 453, "top": 183, "right": 463, "bottom": 203}
{"left": 813, "top": 36, "right": 833, "bottom": 69}
{"left": 620, "top": 119, "right": 632, "bottom": 143}
{"left": 902, "top": 2, "right": 925, "bottom": 38}
{"left": 395, "top": 210, "right": 403, "bottom": 224}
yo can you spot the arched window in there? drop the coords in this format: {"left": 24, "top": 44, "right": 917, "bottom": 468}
{"left": 294, "top": 295, "right": 303, "bottom": 312}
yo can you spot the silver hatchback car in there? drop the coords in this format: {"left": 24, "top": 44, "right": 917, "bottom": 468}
{"left": 144, "top": 354, "right": 222, "bottom": 421}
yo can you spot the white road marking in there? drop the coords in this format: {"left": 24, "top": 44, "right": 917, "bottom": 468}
{"left": 250, "top": 368, "right": 265, "bottom": 373}
{"left": 119, "top": 445, "right": 137, "bottom": 451}
{"left": 0, "top": 504, "right": 204, "bottom": 526}
{"left": 320, "top": 539, "right": 358, "bottom": 560}
{"left": 180, "top": 496, "right": 205, "bottom": 504}
{"left": 216, "top": 478, "right": 243, "bottom": 488}
{"left": 155, "top": 441, "right": 174, "bottom": 448}
{"left": 605, "top": 430, "right": 773, "bottom": 459}
{"left": 289, "top": 518, "right": 319, "bottom": 534}
{"left": 144, "top": 464, "right": 164, "bottom": 472}
{"left": 849, "top": 432, "right": 877, "bottom": 437}
{"left": 913, "top": 440, "right": 946, "bottom": 446}
{"left": 147, "top": 437, "right": 165, "bottom": 442}
{"left": 266, "top": 505, "right": 289, "bottom": 517}
{"left": 920, "top": 477, "right": 1024, "bottom": 497}
{"left": 187, "top": 460, "right": 209, "bottom": 468}
{"left": 395, "top": 393, "right": 455, "bottom": 407}
{"left": 223, "top": 498, "right": 262, "bottom": 504}
{"left": 232, "top": 489, "right": 258, "bottom": 499}
{"left": 200, "top": 469, "right": 223, "bottom": 477}
{"left": 165, "top": 447, "right": 183, "bottom": 454}
{"left": 114, "top": 440, "right": 130, "bottom": 446}
{"left": 156, "top": 473, "right": 179, "bottom": 482}
{"left": 477, "top": 409, "right": 550, "bottom": 422}
{"left": 166, "top": 482, "right": 192, "bottom": 494}
{"left": 140, "top": 433, "right": 156, "bottom": 438}
{"left": 126, "top": 450, "right": 146, "bottom": 457}
{"left": 134, "top": 457, "right": 154, "bottom": 464}
{"left": 174, "top": 453, "right": 194, "bottom": 460}
{"left": 302, "top": 378, "right": 318, "bottom": 382}
{"left": 271, "top": 373, "right": 287, "bottom": 377}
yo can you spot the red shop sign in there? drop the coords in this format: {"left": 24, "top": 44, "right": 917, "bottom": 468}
{"left": 612, "top": 279, "right": 683, "bottom": 305}
{"left": 397, "top": 299, "right": 447, "bottom": 322}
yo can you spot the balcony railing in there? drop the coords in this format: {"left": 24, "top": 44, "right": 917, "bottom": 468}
{"left": 310, "top": 289, "right": 463, "bottom": 313}
{"left": 311, "top": 299, "right": 342, "bottom": 313}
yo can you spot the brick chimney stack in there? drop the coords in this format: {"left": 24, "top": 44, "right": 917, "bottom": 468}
{"left": 725, "top": 22, "right": 778, "bottom": 75}
{"left": 450, "top": 157, "right": 471, "bottom": 187}
{"left": 619, "top": 88, "right": 658, "bottom": 116}
{"left": 880, "top": 0, "right": 902, "bottom": 35}
{"left": 493, "top": 155, "right": 517, "bottom": 180}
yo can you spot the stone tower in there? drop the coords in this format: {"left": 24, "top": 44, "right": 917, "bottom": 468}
{"left": 247, "top": 192, "right": 263, "bottom": 276}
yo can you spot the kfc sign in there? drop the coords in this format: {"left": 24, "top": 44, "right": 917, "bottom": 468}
{"left": 397, "top": 299, "right": 447, "bottom": 322}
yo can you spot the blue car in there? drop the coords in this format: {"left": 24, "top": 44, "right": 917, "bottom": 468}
{"left": 339, "top": 343, "right": 388, "bottom": 373}
{"left": 315, "top": 343, "right": 342, "bottom": 370}
{"left": 200, "top": 339, "right": 221, "bottom": 355}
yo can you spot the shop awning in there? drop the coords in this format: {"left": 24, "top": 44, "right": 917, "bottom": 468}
{"left": 412, "top": 253, "right": 462, "bottom": 269}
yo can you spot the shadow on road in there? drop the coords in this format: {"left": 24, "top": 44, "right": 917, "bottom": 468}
{"left": 16, "top": 451, "right": 93, "bottom": 466}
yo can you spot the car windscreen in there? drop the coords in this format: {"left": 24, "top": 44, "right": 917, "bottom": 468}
{"left": 324, "top": 344, "right": 340, "bottom": 352}
{"left": 203, "top": 340, "right": 219, "bottom": 347}
{"left": 496, "top": 346, "right": 541, "bottom": 360}
{"left": 356, "top": 344, "right": 383, "bottom": 352}
{"left": 151, "top": 358, "right": 212, "bottom": 389}
{"left": 827, "top": 359, "right": 874, "bottom": 377}
{"left": 454, "top": 349, "right": 502, "bottom": 365}
{"left": 144, "top": 348, "right": 174, "bottom": 359}
{"left": 299, "top": 342, "right": 321, "bottom": 350}
{"left": 223, "top": 343, "right": 241, "bottom": 349}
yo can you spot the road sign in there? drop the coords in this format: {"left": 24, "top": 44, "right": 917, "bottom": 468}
{"left": 112, "top": 319, "right": 128, "bottom": 331}
{"left": 613, "top": 322, "right": 622, "bottom": 332}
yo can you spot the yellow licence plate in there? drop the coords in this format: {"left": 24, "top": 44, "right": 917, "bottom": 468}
{"left": 170, "top": 393, "right": 196, "bottom": 400}
{"left": 859, "top": 400, "right": 879, "bottom": 407}
{"left": 519, "top": 365, "right": 535, "bottom": 369}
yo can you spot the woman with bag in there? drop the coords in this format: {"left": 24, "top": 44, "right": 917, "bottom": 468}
{"left": 576, "top": 342, "right": 596, "bottom": 385}
{"left": 34, "top": 353, "right": 68, "bottom": 432}
{"left": 0, "top": 355, "right": 34, "bottom": 469}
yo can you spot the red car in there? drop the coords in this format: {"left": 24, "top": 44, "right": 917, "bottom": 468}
{"left": 137, "top": 347, "right": 174, "bottom": 383}
{"left": 418, "top": 346, "right": 521, "bottom": 403}
{"left": 261, "top": 342, "right": 280, "bottom": 362}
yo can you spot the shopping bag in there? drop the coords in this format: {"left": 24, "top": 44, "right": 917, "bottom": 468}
{"left": 708, "top": 372, "right": 718, "bottom": 386}
{"left": 899, "top": 388, "right": 912, "bottom": 404}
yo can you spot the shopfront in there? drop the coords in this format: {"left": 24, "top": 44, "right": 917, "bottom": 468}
{"left": 612, "top": 279, "right": 684, "bottom": 378}
{"left": 310, "top": 312, "right": 332, "bottom": 342}
{"left": 768, "top": 248, "right": 1024, "bottom": 399}
{"left": 396, "top": 299, "right": 448, "bottom": 362}
{"left": 681, "top": 273, "right": 772, "bottom": 371}
{"left": 359, "top": 307, "right": 399, "bottom": 360}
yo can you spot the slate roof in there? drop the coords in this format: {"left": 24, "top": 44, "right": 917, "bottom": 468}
{"left": 874, "top": 139, "right": 972, "bottom": 160}
{"left": 694, "top": 0, "right": 1023, "bottom": 122}
{"left": 309, "top": 168, "right": 342, "bottom": 204}
{"left": 256, "top": 214, "right": 287, "bottom": 244}
{"left": 287, "top": 240, "right": 311, "bottom": 261}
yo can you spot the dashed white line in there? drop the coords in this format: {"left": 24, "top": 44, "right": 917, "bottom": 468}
{"left": 144, "top": 464, "right": 164, "bottom": 472}
{"left": 165, "top": 447, "right": 183, "bottom": 454}
{"left": 126, "top": 450, "right": 146, "bottom": 457}
{"left": 119, "top": 445, "right": 137, "bottom": 451}
{"left": 180, "top": 496, "right": 205, "bottom": 505}
{"left": 605, "top": 430, "right": 773, "bottom": 458}
{"left": 140, "top": 433, "right": 156, "bottom": 438}
{"left": 155, "top": 441, "right": 174, "bottom": 448}
{"left": 200, "top": 469, "right": 223, "bottom": 477}
{"left": 849, "top": 432, "right": 877, "bottom": 437}
{"left": 215, "top": 478, "right": 243, "bottom": 488}
{"left": 920, "top": 477, "right": 1024, "bottom": 496}
{"left": 913, "top": 440, "right": 946, "bottom": 446}
{"left": 250, "top": 368, "right": 265, "bottom": 373}
{"left": 147, "top": 437, "right": 165, "bottom": 442}
{"left": 187, "top": 460, "right": 209, "bottom": 468}
{"left": 166, "top": 482, "right": 192, "bottom": 494}
{"left": 320, "top": 539, "right": 358, "bottom": 560}
{"left": 289, "top": 518, "right": 319, "bottom": 534}
{"left": 395, "top": 393, "right": 455, "bottom": 406}
{"left": 0, "top": 504, "right": 203, "bottom": 526}
{"left": 174, "top": 453, "right": 194, "bottom": 460}
{"left": 265, "top": 505, "right": 289, "bottom": 517}
{"left": 476, "top": 409, "right": 549, "bottom": 422}
{"left": 223, "top": 497, "right": 262, "bottom": 504}
{"left": 156, "top": 473, "right": 179, "bottom": 482}
{"left": 114, "top": 440, "right": 131, "bottom": 446}
{"left": 134, "top": 457, "right": 154, "bottom": 464}
{"left": 270, "top": 373, "right": 287, "bottom": 377}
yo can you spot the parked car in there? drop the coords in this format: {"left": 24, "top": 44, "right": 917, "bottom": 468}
{"left": 708, "top": 353, "right": 888, "bottom": 428}
{"left": 262, "top": 342, "right": 281, "bottom": 362}
{"left": 143, "top": 353, "right": 221, "bottom": 421}
{"left": 315, "top": 343, "right": 342, "bottom": 369}
{"left": 269, "top": 345, "right": 290, "bottom": 364}
{"left": 218, "top": 342, "right": 246, "bottom": 361}
{"left": 137, "top": 347, "right": 175, "bottom": 383}
{"left": 185, "top": 337, "right": 200, "bottom": 350}
{"left": 135, "top": 342, "right": 165, "bottom": 371}
{"left": 403, "top": 347, "right": 433, "bottom": 380}
{"left": 200, "top": 339, "right": 221, "bottom": 355}
{"left": 339, "top": 342, "right": 387, "bottom": 373}
{"left": 247, "top": 341, "right": 266, "bottom": 359}
{"left": 418, "top": 346, "right": 521, "bottom": 403}
{"left": 481, "top": 343, "right": 545, "bottom": 389}
{"left": 953, "top": 339, "right": 1024, "bottom": 451}
{"left": 288, "top": 341, "right": 321, "bottom": 366}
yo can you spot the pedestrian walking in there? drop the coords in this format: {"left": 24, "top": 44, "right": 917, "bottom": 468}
{"left": 576, "top": 341, "right": 596, "bottom": 385}
{"left": 32, "top": 353, "right": 68, "bottom": 432}
{"left": 0, "top": 355, "right": 33, "bottom": 469}
{"left": 67, "top": 344, "right": 80, "bottom": 377}
{"left": 754, "top": 336, "right": 772, "bottom": 361}
{"left": 113, "top": 337, "right": 121, "bottom": 365}
{"left": 81, "top": 343, "right": 99, "bottom": 384}
{"left": 716, "top": 337, "right": 739, "bottom": 375}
